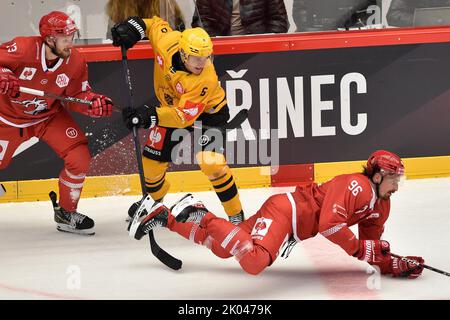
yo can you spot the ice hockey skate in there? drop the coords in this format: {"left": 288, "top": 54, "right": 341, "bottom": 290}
{"left": 129, "top": 200, "right": 169, "bottom": 240}
{"left": 126, "top": 200, "right": 141, "bottom": 222}
{"left": 172, "top": 193, "right": 209, "bottom": 224}
{"left": 49, "top": 191, "right": 94, "bottom": 235}
{"left": 126, "top": 196, "right": 165, "bottom": 222}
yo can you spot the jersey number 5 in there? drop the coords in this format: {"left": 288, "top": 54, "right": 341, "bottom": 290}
{"left": 200, "top": 87, "right": 208, "bottom": 96}
{"left": 348, "top": 180, "right": 363, "bottom": 196}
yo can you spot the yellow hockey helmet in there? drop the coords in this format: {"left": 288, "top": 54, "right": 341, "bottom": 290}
{"left": 179, "top": 27, "right": 213, "bottom": 62}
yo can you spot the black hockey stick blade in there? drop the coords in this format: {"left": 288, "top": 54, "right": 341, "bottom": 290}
{"left": 49, "top": 191, "right": 58, "bottom": 208}
{"left": 224, "top": 109, "right": 249, "bottom": 129}
{"left": 149, "top": 230, "right": 182, "bottom": 270}
{"left": 191, "top": 109, "right": 249, "bottom": 132}
{"left": 129, "top": 196, "right": 182, "bottom": 270}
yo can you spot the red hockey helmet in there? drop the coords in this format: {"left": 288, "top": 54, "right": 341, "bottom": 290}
{"left": 366, "top": 150, "right": 405, "bottom": 176}
{"left": 39, "top": 11, "right": 78, "bottom": 39}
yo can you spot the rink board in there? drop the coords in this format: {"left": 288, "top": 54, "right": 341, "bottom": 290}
{"left": 1, "top": 155, "right": 450, "bottom": 203}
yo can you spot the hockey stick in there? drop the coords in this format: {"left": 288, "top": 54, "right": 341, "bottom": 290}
{"left": 19, "top": 86, "right": 121, "bottom": 114}
{"left": 19, "top": 86, "right": 92, "bottom": 106}
{"left": 120, "top": 45, "right": 182, "bottom": 270}
{"left": 391, "top": 253, "right": 450, "bottom": 277}
{"left": 191, "top": 109, "right": 249, "bottom": 132}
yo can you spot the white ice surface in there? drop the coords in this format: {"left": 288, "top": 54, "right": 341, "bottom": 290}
{"left": 0, "top": 177, "right": 449, "bottom": 300}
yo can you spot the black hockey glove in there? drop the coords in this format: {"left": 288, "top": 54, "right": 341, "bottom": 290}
{"left": 122, "top": 105, "right": 158, "bottom": 130}
{"left": 111, "top": 16, "right": 146, "bottom": 49}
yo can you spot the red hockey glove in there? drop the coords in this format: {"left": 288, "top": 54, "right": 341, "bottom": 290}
{"left": 356, "top": 240, "right": 424, "bottom": 279}
{"left": 355, "top": 240, "right": 392, "bottom": 274}
{"left": 89, "top": 94, "right": 113, "bottom": 117}
{"left": 391, "top": 255, "right": 424, "bottom": 279}
{"left": 0, "top": 68, "right": 19, "bottom": 98}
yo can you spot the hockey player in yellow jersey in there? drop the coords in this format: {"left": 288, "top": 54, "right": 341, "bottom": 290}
{"left": 111, "top": 16, "right": 245, "bottom": 224}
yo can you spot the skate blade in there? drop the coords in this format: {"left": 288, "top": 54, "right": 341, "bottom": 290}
{"left": 171, "top": 193, "right": 195, "bottom": 217}
{"left": 56, "top": 224, "right": 95, "bottom": 235}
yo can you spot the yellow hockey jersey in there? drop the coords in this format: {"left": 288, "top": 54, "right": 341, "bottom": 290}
{"left": 143, "top": 16, "right": 227, "bottom": 128}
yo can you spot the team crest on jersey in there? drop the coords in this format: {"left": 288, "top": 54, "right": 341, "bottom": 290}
{"left": 0, "top": 140, "right": 9, "bottom": 161}
{"left": 156, "top": 54, "right": 164, "bottom": 69}
{"left": 251, "top": 217, "right": 273, "bottom": 240}
{"left": 175, "top": 82, "right": 184, "bottom": 94}
{"left": 12, "top": 98, "right": 48, "bottom": 115}
{"left": 19, "top": 67, "right": 37, "bottom": 80}
{"left": 56, "top": 73, "right": 69, "bottom": 88}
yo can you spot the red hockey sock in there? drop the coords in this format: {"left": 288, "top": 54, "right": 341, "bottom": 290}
{"left": 201, "top": 213, "right": 271, "bottom": 274}
{"left": 58, "top": 168, "right": 85, "bottom": 212}
{"left": 58, "top": 144, "right": 90, "bottom": 212}
{"left": 167, "top": 215, "right": 207, "bottom": 244}
{"left": 167, "top": 215, "right": 232, "bottom": 259}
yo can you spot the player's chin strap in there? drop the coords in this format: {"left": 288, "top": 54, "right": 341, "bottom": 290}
{"left": 373, "top": 173, "right": 384, "bottom": 198}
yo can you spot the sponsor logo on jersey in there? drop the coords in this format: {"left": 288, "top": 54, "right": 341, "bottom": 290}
{"left": 19, "top": 67, "right": 37, "bottom": 80}
{"left": 146, "top": 127, "right": 166, "bottom": 150}
{"left": 56, "top": 73, "right": 69, "bottom": 88}
{"left": 198, "top": 135, "right": 210, "bottom": 146}
{"left": 175, "top": 82, "right": 184, "bottom": 94}
{"left": 251, "top": 217, "right": 273, "bottom": 240}
{"left": 182, "top": 101, "right": 205, "bottom": 122}
{"left": 66, "top": 127, "right": 78, "bottom": 139}
{"left": 156, "top": 54, "right": 164, "bottom": 69}
{"left": 144, "top": 146, "right": 161, "bottom": 156}
{"left": 183, "top": 107, "right": 198, "bottom": 117}
{"left": 0, "top": 140, "right": 9, "bottom": 161}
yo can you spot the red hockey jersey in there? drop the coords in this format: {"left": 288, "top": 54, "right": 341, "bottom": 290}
{"left": 288, "top": 173, "right": 389, "bottom": 256}
{"left": 0, "top": 36, "right": 91, "bottom": 127}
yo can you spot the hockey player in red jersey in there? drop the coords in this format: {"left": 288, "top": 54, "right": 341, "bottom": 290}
{"left": 0, "top": 11, "right": 114, "bottom": 235}
{"left": 130, "top": 150, "right": 425, "bottom": 278}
